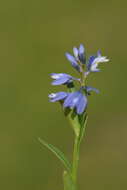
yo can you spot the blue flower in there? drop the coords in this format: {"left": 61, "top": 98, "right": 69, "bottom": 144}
{"left": 78, "top": 44, "right": 86, "bottom": 64}
{"left": 65, "top": 44, "right": 86, "bottom": 72}
{"left": 49, "top": 92, "right": 68, "bottom": 102}
{"left": 51, "top": 73, "right": 78, "bottom": 85}
{"left": 86, "top": 51, "right": 109, "bottom": 74}
{"left": 63, "top": 90, "right": 87, "bottom": 114}
{"left": 65, "top": 53, "right": 81, "bottom": 72}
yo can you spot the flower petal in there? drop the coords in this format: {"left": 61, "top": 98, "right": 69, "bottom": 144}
{"left": 78, "top": 44, "right": 85, "bottom": 64}
{"left": 65, "top": 53, "right": 80, "bottom": 71}
{"left": 63, "top": 91, "right": 80, "bottom": 108}
{"left": 92, "top": 56, "right": 109, "bottom": 65}
{"left": 63, "top": 91, "right": 87, "bottom": 114}
{"left": 97, "top": 50, "right": 101, "bottom": 57}
{"left": 73, "top": 47, "right": 79, "bottom": 58}
{"left": 79, "top": 44, "right": 85, "bottom": 55}
{"left": 49, "top": 92, "right": 68, "bottom": 102}
{"left": 51, "top": 73, "right": 67, "bottom": 79}
{"left": 85, "top": 86, "right": 99, "bottom": 94}
{"left": 51, "top": 73, "right": 74, "bottom": 85}
{"left": 51, "top": 77, "right": 70, "bottom": 85}
{"left": 87, "top": 56, "right": 96, "bottom": 70}
{"left": 76, "top": 93, "right": 87, "bottom": 114}
{"left": 90, "top": 63, "right": 100, "bottom": 72}
{"left": 65, "top": 53, "right": 77, "bottom": 64}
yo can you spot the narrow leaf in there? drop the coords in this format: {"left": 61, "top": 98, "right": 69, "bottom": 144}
{"left": 38, "top": 138, "right": 72, "bottom": 173}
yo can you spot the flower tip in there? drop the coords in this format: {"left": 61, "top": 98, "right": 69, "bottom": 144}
{"left": 97, "top": 50, "right": 101, "bottom": 57}
{"left": 73, "top": 47, "right": 78, "bottom": 58}
{"left": 65, "top": 52, "right": 69, "bottom": 57}
{"left": 50, "top": 73, "right": 56, "bottom": 78}
{"left": 65, "top": 52, "right": 76, "bottom": 63}
{"left": 79, "top": 44, "right": 85, "bottom": 54}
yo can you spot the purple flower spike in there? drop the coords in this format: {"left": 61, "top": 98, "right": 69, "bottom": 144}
{"left": 49, "top": 44, "right": 109, "bottom": 115}
{"left": 49, "top": 92, "right": 68, "bottom": 102}
{"left": 51, "top": 73, "right": 75, "bottom": 85}
{"left": 63, "top": 91, "right": 87, "bottom": 114}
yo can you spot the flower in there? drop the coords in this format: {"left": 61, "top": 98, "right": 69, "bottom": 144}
{"left": 49, "top": 92, "right": 68, "bottom": 102}
{"left": 65, "top": 44, "right": 86, "bottom": 72}
{"left": 51, "top": 73, "right": 78, "bottom": 85}
{"left": 63, "top": 90, "right": 87, "bottom": 114}
{"left": 87, "top": 50, "right": 109, "bottom": 73}
{"left": 73, "top": 44, "right": 85, "bottom": 64}
{"left": 65, "top": 53, "right": 81, "bottom": 72}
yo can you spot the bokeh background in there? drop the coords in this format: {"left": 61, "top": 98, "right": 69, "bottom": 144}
{"left": 0, "top": 0, "right": 127, "bottom": 189}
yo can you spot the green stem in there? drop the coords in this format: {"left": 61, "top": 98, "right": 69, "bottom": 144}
{"left": 72, "top": 136, "right": 80, "bottom": 189}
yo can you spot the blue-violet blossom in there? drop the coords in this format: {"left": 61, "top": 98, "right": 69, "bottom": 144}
{"left": 65, "top": 44, "right": 86, "bottom": 72}
{"left": 86, "top": 50, "right": 109, "bottom": 74}
{"left": 63, "top": 90, "right": 87, "bottom": 114}
{"left": 51, "top": 73, "right": 78, "bottom": 85}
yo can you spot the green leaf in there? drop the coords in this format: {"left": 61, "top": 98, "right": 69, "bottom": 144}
{"left": 63, "top": 171, "right": 76, "bottom": 190}
{"left": 38, "top": 138, "right": 72, "bottom": 173}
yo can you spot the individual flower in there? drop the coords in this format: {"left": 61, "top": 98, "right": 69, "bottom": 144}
{"left": 63, "top": 90, "right": 87, "bottom": 114}
{"left": 49, "top": 92, "right": 68, "bottom": 102}
{"left": 51, "top": 73, "right": 78, "bottom": 85}
{"left": 86, "top": 50, "right": 109, "bottom": 73}
{"left": 65, "top": 44, "right": 86, "bottom": 72}
{"left": 73, "top": 44, "right": 85, "bottom": 64}
{"left": 65, "top": 53, "right": 81, "bottom": 72}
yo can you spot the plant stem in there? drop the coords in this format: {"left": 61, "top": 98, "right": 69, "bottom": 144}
{"left": 72, "top": 136, "right": 80, "bottom": 189}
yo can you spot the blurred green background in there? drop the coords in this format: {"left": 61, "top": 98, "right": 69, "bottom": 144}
{"left": 0, "top": 0, "right": 127, "bottom": 189}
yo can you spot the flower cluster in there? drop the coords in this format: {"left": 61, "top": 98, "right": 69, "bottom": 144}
{"left": 49, "top": 44, "right": 109, "bottom": 114}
